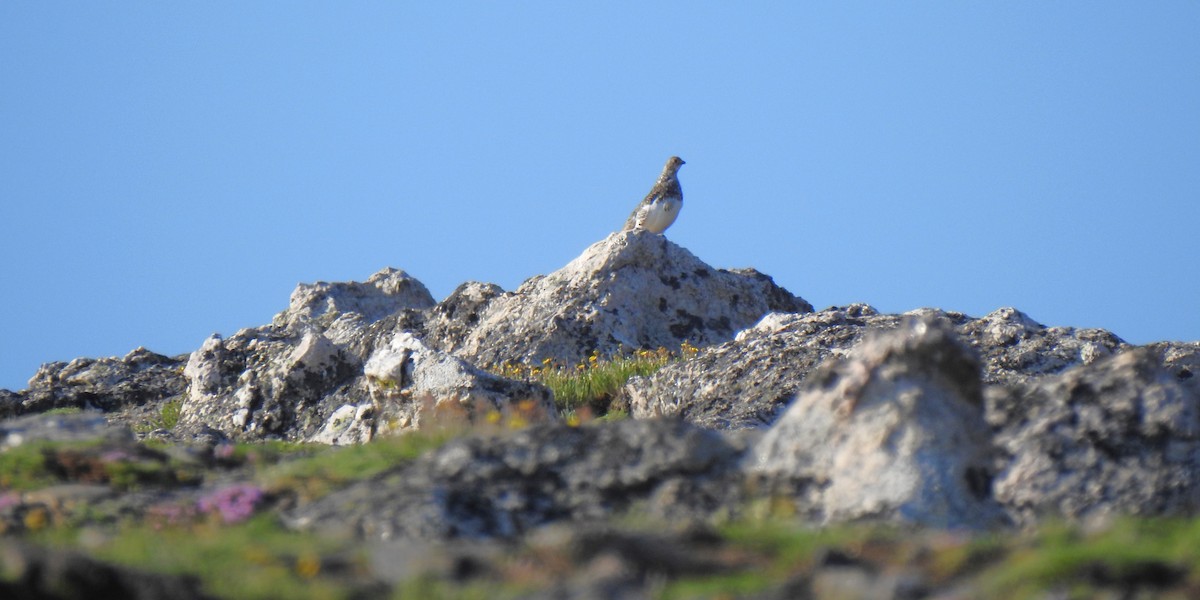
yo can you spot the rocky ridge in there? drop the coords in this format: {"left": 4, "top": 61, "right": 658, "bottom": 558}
{"left": 2, "top": 230, "right": 1200, "bottom": 598}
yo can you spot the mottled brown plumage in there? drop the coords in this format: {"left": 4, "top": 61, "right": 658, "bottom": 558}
{"left": 623, "top": 156, "right": 685, "bottom": 234}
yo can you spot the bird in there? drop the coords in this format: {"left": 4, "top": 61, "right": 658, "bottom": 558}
{"left": 622, "top": 156, "right": 685, "bottom": 234}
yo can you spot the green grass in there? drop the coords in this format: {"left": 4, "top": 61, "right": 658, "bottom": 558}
{"left": 0, "top": 442, "right": 59, "bottom": 491}
{"left": 979, "top": 519, "right": 1199, "bottom": 599}
{"left": 0, "top": 439, "right": 203, "bottom": 493}
{"left": 133, "top": 397, "right": 184, "bottom": 433}
{"left": 27, "top": 514, "right": 369, "bottom": 600}
{"left": 661, "top": 518, "right": 1200, "bottom": 600}
{"left": 494, "top": 343, "right": 699, "bottom": 417}
{"left": 255, "top": 428, "right": 457, "bottom": 499}
{"left": 43, "top": 407, "right": 83, "bottom": 416}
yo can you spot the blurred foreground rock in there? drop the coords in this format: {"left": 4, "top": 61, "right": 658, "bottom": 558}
{"left": 0, "top": 540, "right": 212, "bottom": 600}
{"left": 749, "top": 318, "right": 1006, "bottom": 529}
{"left": 289, "top": 418, "right": 743, "bottom": 540}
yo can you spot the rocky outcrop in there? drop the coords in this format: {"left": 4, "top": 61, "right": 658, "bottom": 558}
{"left": 314, "top": 331, "right": 556, "bottom": 444}
{"left": 178, "top": 328, "right": 363, "bottom": 442}
{"left": 272, "top": 267, "right": 435, "bottom": 334}
{"left": 3, "top": 229, "right": 1199, "bottom": 536}
{"left": 453, "top": 231, "right": 812, "bottom": 368}
{"left": 629, "top": 304, "right": 1127, "bottom": 429}
{"left": 0, "top": 411, "right": 134, "bottom": 449}
{"left": 628, "top": 304, "right": 885, "bottom": 428}
{"left": 1, "top": 348, "right": 187, "bottom": 420}
{"left": 171, "top": 234, "right": 810, "bottom": 442}
{"left": 749, "top": 317, "right": 1007, "bottom": 529}
{"left": 988, "top": 347, "right": 1200, "bottom": 526}
{"left": 289, "top": 418, "right": 744, "bottom": 540}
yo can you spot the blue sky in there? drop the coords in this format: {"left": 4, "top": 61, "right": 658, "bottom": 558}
{"left": 2, "top": 3, "right": 1198, "bottom": 391}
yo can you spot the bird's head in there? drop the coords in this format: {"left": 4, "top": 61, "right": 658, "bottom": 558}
{"left": 665, "top": 156, "right": 685, "bottom": 173}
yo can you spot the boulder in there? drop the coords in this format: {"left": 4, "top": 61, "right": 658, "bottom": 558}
{"left": 629, "top": 305, "right": 1127, "bottom": 430}
{"left": 272, "top": 267, "right": 435, "bottom": 333}
{"left": 288, "top": 418, "right": 743, "bottom": 540}
{"left": 629, "top": 304, "right": 885, "bottom": 428}
{"left": 4, "top": 348, "right": 187, "bottom": 418}
{"left": 455, "top": 231, "right": 812, "bottom": 369}
{"left": 0, "top": 411, "right": 133, "bottom": 449}
{"left": 420, "top": 281, "right": 505, "bottom": 355}
{"left": 959, "top": 306, "right": 1127, "bottom": 386}
{"left": 1148, "top": 340, "right": 1200, "bottom": 398}
{"left": 178, "top": 268, "right": 550, "bottom": 443}
{"left": 178, "top": 328, "right": 362, "bottom": 441}
{"left": 988, "top": 347, "right": 1200, "bottom": 525}
{"left": 312, "top": 331, "right": 556, "bottom": 444}
{"left": 748, "top": 317, "right": 1007, "bottom": 529}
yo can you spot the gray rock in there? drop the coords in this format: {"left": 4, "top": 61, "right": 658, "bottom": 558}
{"left": 749, "top": 317, "right": 1007, "bottom": 529}
{"left": 0, "top": 411, "right": 133, "bottom": 449}
{"left": 288, "top": 418, "right": 743, "bottom": 541}
{"left": 4, "top": 348, "right": 187, "bottom": 418}
{"left": 0, "top": 390, "right": 21, "bottom": 418}
{"left": 456, "top": 231, "right": 812, "bottom": 369}
{"left": 1148, "top": 340, "right": 1200, "bottom": 398}
{"left": 312, "top": 331, "right": 556, "bottom": 444}
{"left": 178, "top": 328, "right": 362, "bottom": 441}
{"left": 178, "top": 267, "right": 558, "bottom": 442}
{"left": 988, "top": 347, "right": 1200, "bottom": 526}
{"left": 629, "top": 303, "right": 885, "bottom": 428}
{"left": 958, "top": 306, "right": 1127, "bottom": 387}
{"left": 421, "top": 281, "right": 506, "bottom": 355}
{"left": 629, "top": 304, "right": 1127, "bottom": 430}
{"left": 272, "top": 266, "right": 435, "bottom": 333}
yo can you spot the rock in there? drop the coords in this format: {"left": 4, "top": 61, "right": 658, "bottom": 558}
{"left": 629, "top": 305, "right": 1127, "bottom": 430}
{"left": 0, "top": 540, "right": 213, "bottom": 600}
{"left": 177, "top": 268, "right": 557, "bottom": 442}
{"left": 178, "top": 328, "right": 362, "bottom": 441}
{"left": 360, "top": 331, "right": 556, "bottom": 435}
{"left": 272, "top": 267, "right": 435, "bottom": 334}
{"left": 748, "top": 317, "right": 1007, "bottom": 529}
{"left": 0, "top": 390, "right": 23, "bottom": 418}
{"left": 1147, "top": 340, "right": 1200, "bottom": 397}
{"left": 988, "top": 347, "right": 1200, "bottom": 526}
{"left": 629, "top": 304, "right": 884, "bottom": 428}
{"left": 455, "top": 231, "right": 812, "bottom": 369}
{"left": 0, "top": 412, "right": 133, "bottom": 449}
{"left": 288, "top": 418, "right": 743, "bottom": 540}
{"left": 420, "top": 281, "right": 506, "bottom": 355}
{"left": 958, "top": 306, "right": 1127, "bottom": 387}
{"left": 4, "top": 348, "right": 187, "bottom": 418}
{"left": 310, "top": 330, "right": 557, "bottom": 444}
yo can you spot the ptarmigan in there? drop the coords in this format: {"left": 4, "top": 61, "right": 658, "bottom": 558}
{"left": 622, "top": 156, "right": 685, "bottom": 234}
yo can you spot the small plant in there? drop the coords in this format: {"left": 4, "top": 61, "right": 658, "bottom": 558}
{"left": 157, "top": 397, "right": 182, "bottom": 429}
{"left": 133, "top": 397, "right": 184, "bottom": 434}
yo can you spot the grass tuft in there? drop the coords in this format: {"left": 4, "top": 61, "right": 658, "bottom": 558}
{"left": 493, "top": 342, "right": 700, "bottom": 417}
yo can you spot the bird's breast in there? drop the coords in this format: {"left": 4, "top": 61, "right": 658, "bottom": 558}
{"left": 641, "top": 196, "right": 681, "bottom": 233}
